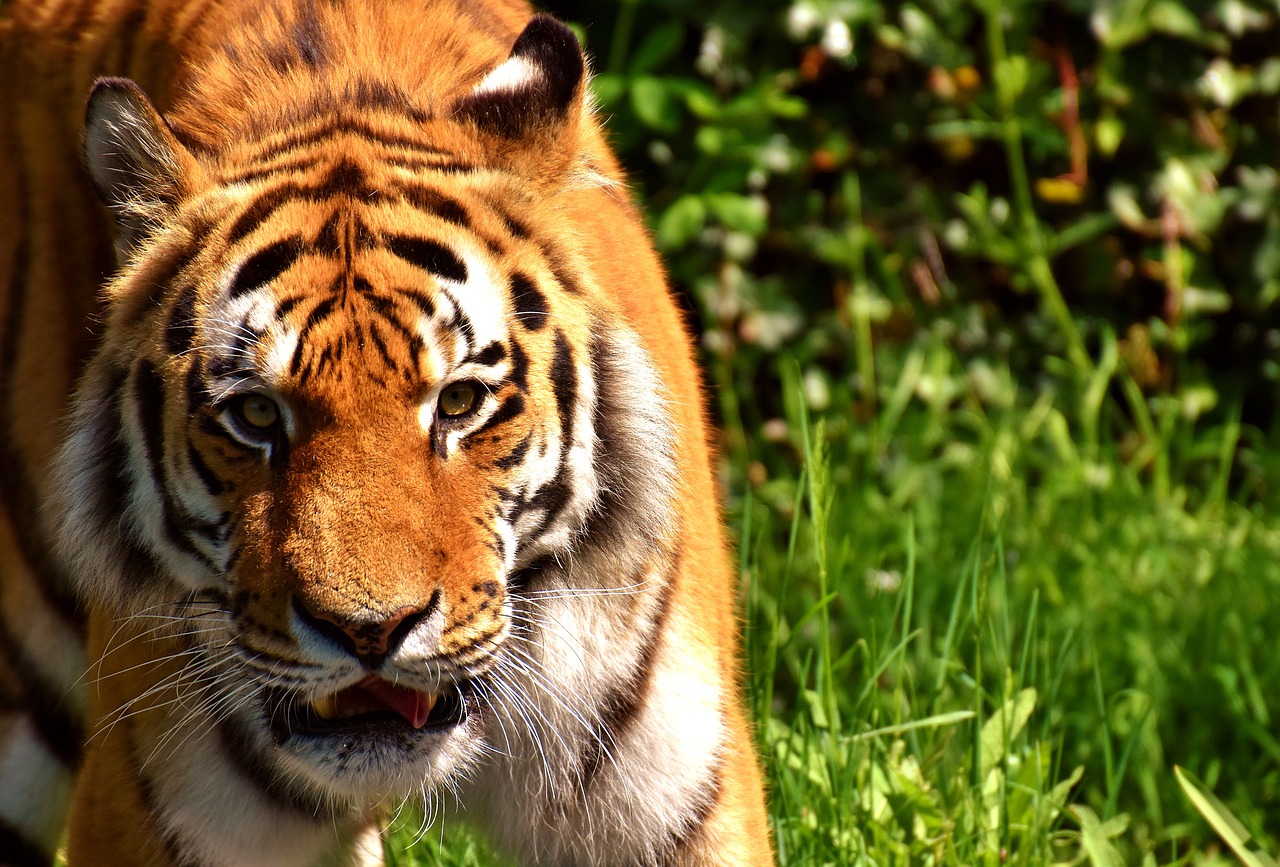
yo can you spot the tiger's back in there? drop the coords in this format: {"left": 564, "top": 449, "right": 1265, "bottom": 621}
{"left": 0, "top": 2, "right": 771, "bottom": 865}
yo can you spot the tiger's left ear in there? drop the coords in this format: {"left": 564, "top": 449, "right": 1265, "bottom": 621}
{"left": 84, "top": 77, "right": 202, "bottom": 261}
{"left": 452, "top": 16, "right": 587, "bottom": 179}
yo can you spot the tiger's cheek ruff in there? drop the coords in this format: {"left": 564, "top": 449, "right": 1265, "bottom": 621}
{"left": 49, "top": 349, "right": 231, "bottom": 615}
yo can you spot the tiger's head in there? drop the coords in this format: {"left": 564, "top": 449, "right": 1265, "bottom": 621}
{"left": 50, "top": 11, "right": 676, "bottom": 807}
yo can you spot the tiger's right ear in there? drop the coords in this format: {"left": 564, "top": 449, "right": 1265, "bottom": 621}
{"left": 451, "top": 16, "right": 588, "bottom": 182}
{"left": 84, "top": 78, "right": 199, "bottom": 260}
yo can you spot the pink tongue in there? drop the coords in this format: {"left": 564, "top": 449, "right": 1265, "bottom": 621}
{"left": 358, "top": 676, "right": 432, "bottom": 729}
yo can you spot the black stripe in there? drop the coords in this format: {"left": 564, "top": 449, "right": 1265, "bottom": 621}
{"left": 351, "top": 275, "right": 375, "bottom": 297}
{"left": 537, "top": 331, "right": 579, "bottom": 530}
{"left": 547, "top": 253, "right": 583, "bottom": 295}
{"left": 183, "top": 354, "right": 206, "bottom": 403}
{"left": 0, "top": 224, "right": 84, "bottom": 630}
{"left": 0, "top": 615, "right": 84, "bottom": 769}
{"left": 517, "top": 473, "right": 573, "bottom": 538}
{"left": 204, "top": 352, "right": 249, "bottom": 381}
{"left": 494, "top": 434, "right": 531, "bottom": 470}
{"left": 224, "top": 169, "right": 374, "bottom": 248}
{"left": 243, "top": 118, "right": 459, "bottom": 164}
{"left": 187, "top": 444, "right": 225, "bottom": 496}
{"left": 508, "top": 337, "right": 530, "bottom": 390}
{"left": 483, "top": 197, "right": 531, "bottom": 239}
{"left": 119, "top": 247, "right": 198, "bottom": 331}
{"left": 133, "top": 362, "right": 219, "bottom": 571}
{"left": 511, "top": 331, "right": 580, "bottom": 552}
{"left": 397, "top": 184, "right": 471, "bottom": 227}
{"left": 226, "top": 187, "right": 297, "bottom": 245}
{"left": 275, "top": 294, "right": 306, "bottom": 319}
{"left": 550, "top": 330, "right": 577, "bottom": 436}
{"left": 439, "top": 287, "right": 476, "bottom": 353}
{"left": 287, "top": 0, "right": 329, "bottom": 69}
{"left": 466, "top": 393, "right": 524, "bottom": 443}
{"left": 470, "top": 341, "right": 506, "bottom": 367}
{"left": 386, "top": 235, "right": 467, "bottom": 283}
{"left": 315, "top": 159, "right": 374, "bottom": 200}
{"left": 217, "top": 711, "right": 335, "bottom": 818}
{"left": 228, "top": 151, "right": 471, "bottom": 186}
{"left": 0, "top": 819, "right": 51, "bottom": 867}
{"left": 577, "top": 573, "right": 676, "bottom": 794}
{"left": 313, "top": 210, "right": 343, "bottom": 253}
{"left": 385, "top": 155, "right": 479, "bottom": 175}
{"left": 365, "top": 300, "right": 421, "bottom": 358}
{"left": 508, "top": 555, "right": 553, "bottom": 597}
{"left": 389, "top": 285, "right": 435, "bottom": 319}
{"left": 345, "top": 77, "right": 429, "bottom": 123}
{"left": 129, "top": 720, "right": 208, "bottom": 867}
{"left": 97, "top": 372, "right": 175, "bottom": 597}
{"left": 298, "top": 295, "right": 338, "bottom": 341}
{"left": 228, "top": 239, "right": 302, "bottom": 298}
{"left": 366, "top": 322, "right": 400, "bottom": 374}
{"left": 165, "top": 284, "right": 199, "bottom": 356}
{"left": 133, "top": 362, "right": 187, "bottom": 553}
{"left": 510, "top": 272, "right": 548, "bottom": 330}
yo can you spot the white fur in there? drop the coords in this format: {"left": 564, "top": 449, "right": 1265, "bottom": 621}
{"left": 143, "top": 713, "right": 371, "bottom": 867}
{"left": 472, "top": 56, "right": 539, "bottom": 96}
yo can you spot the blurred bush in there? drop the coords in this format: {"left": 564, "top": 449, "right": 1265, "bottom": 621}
{"left": 550, "top": 0, "right": 1280, "bottom": 503}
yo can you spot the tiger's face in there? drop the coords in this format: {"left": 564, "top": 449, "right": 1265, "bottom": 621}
{"left": 191, "top": 165, "right": 599, "bottom": 797}
{"left": 52, "top": 15, "right": 674, "bottom": 807}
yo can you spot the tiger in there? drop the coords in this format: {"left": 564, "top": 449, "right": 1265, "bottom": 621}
{"left": 0, "top": 0, "right": 773, "bottom": 864}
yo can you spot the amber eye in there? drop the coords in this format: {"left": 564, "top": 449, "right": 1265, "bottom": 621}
{"left": 232, "top": 394, "right": 281, "bottom": 432}
{"left": 438, "top": 381, "right": 480, "bottom": 419}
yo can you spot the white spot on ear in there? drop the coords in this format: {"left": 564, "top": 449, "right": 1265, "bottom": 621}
{"left": 472, "top": 56, "right": 539, "bottom": 96}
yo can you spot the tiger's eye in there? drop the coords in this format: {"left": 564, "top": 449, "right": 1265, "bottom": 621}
{"left": 235, "top": 394, "right": 280, "bottom": 430}
{"left": 438, "top": 382, "right": 479, "bottom": 418}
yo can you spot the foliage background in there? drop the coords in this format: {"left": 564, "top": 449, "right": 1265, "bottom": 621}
{"left": 390, "top": 1, "right": 1280, "bottom": 865}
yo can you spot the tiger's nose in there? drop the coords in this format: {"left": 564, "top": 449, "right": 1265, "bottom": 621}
{"left": 293, "top": 592, "right": 440, "bottom": 668}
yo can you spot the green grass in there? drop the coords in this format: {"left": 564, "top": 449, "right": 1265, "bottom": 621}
{"left": 386, "top": 343, "right": 1280, "bottom": 865}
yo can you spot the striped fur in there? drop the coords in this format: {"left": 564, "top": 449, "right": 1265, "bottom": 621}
{"left": 0, "top": 1, "right": 771, "bottom": 864}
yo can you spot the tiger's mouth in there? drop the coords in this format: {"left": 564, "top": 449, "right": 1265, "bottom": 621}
{"left": 272, "top": 676, "right": 468, "bottom": 740}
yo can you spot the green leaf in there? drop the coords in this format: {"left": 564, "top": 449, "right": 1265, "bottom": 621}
{"left": 1072, "top": 804, "right": 1126, "bottom": 867}
{"left": 629, "top": 76, "right": 682, "bottom": 132}
{"left": 765, "top": 91, "right": 808, "bottom": 119}
{"left": 979, "top": 687, "right": 1036, "bottom": 775}
{"left": 1048, "top": 213, "right": 1120, "bottom": 256}
{"left": 705, "top": 192, "right": 768, "bottom": 237}
{"left": 1175, "top": 766, "right": 1280, "bottom": 867}
{"left": 993, "top": 55, "right": 1029, "bottom": 101}
{"left": 1149, "top": 0, "right": 1229, "bottom": 50}
{"left": 590, "top": 72, "right": 627, "bottom": 108}
{"left": 846, "top": 710, "right": 977, "bottom": 742}
{"left": 627, "top": 21, "right": 684, "bottom": 75}
{"left": 694, "top": 125, "right": 725, "bottom": 156}
{"left": 655, "top": 195, "right": 706, "bottom": 249}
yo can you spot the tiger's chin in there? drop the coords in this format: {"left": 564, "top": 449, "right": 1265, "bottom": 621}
{"left": 257, "top": 682, "right": 486, "bottom": 802}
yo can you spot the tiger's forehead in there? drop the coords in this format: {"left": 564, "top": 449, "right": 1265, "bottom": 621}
{"left": 189, "top": 166, "right": 592, "bottom": 417}
{"left": 206, "top": 221, "right": 488, "bottom": 391}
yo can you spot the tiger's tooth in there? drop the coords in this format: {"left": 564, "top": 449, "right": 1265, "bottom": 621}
{"left": 411, "top": 691, "right": 438, "bottom": 729}
{"left": 312, "top": 693, "right": 338, "bottom": 720}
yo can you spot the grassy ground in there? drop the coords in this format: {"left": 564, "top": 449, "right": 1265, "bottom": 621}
{"left": 388, "top": 339, "right": 1280, "bottom": 865}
